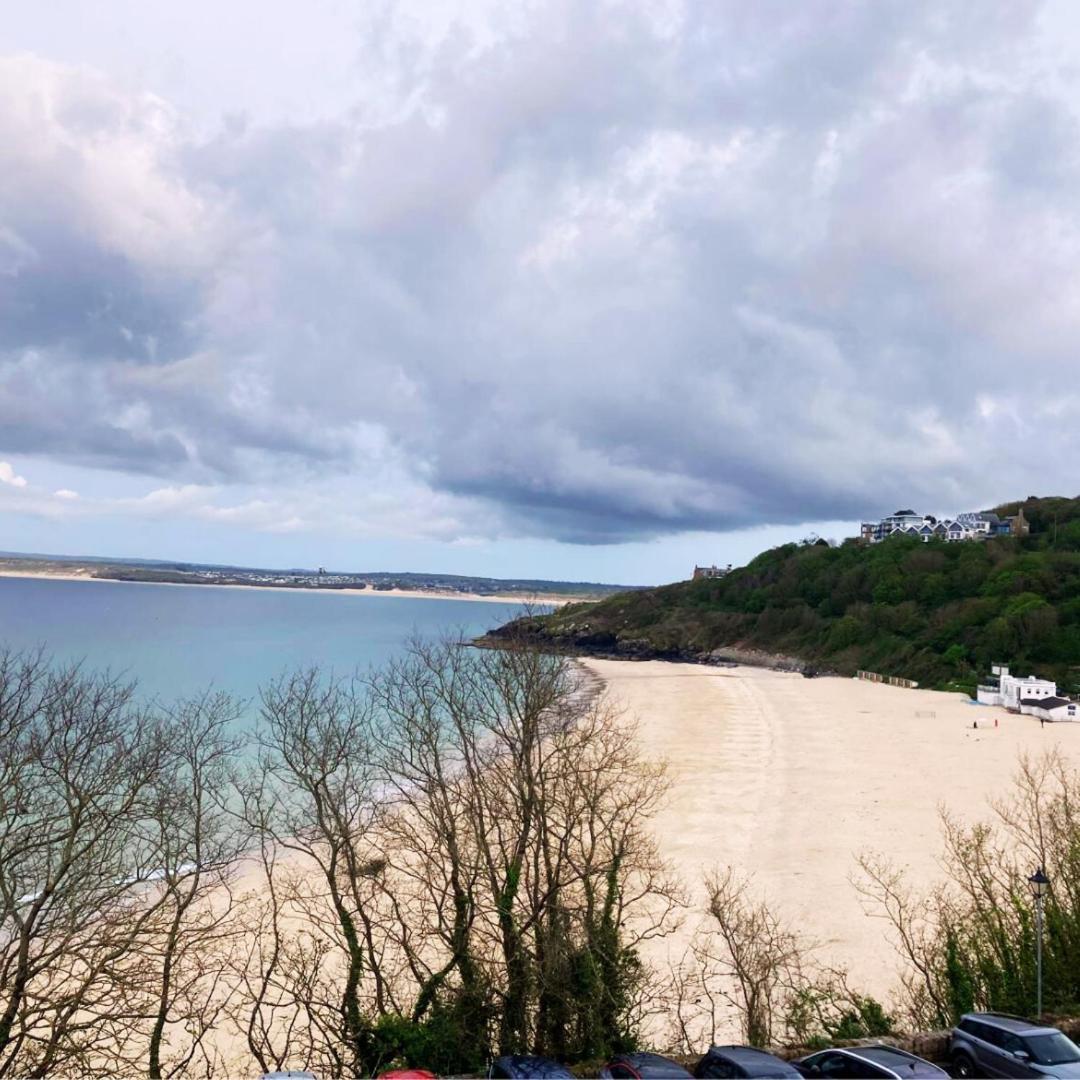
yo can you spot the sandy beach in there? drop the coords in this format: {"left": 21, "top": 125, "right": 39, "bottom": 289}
{"left": 0, "top": 568, "right": 573, "bottom": 605}
{"left": 587, "top": 658, "right": 1080, "bottom": 1011}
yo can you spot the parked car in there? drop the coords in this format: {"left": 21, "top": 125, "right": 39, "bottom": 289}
{"left": 694, "top": 1044, "right": 802, "bottom": 1078}
{"left": 488, "top": 1055, "right": 574, "bottom": 1078}
{"left": 950, "top": 1012, "right": 1080, "bottom": 1078}
{"left": 601, "top": 1052, "right": 693, "bottom": 1078}
{"left": 792, "top": 1045, "right": 947, "bottom": 1079}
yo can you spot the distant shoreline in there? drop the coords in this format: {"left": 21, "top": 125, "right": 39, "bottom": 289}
{"left": 0, "top": 568, "right": 577, "bottom": 606}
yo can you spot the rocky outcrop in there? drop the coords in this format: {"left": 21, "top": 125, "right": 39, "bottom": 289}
{"left": 477, "top": 619, "right": 832, "bottom": 675}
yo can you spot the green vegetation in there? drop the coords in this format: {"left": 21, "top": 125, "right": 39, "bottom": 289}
{"left": 494, "top": 496, "right": 1080, "bottom": 693}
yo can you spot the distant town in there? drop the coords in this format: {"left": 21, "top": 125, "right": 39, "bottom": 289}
{"left": 0, "top": 552, "right": 636, "bottom": 600}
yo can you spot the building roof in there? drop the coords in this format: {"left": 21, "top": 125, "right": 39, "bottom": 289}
{"left": 1039, "top": 697, "right": 1075, "bottom": 710}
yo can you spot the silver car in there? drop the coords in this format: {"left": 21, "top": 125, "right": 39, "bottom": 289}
{"left": 950, "top": 1012, "right": 1080, "bottom": 1078}
{"left": 793, "top": 1046, "right": 948, "bottom": 1079}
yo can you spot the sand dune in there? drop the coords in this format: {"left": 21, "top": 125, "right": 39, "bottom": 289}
{"left": 587, "top": 658, "right": 1080, "bottom": 1005}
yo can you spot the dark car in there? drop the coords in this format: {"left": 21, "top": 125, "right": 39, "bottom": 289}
{"left": 792, "top": 1045, "right": 947, "bottom": 1079}
{"left": 600, "top": 1052, "right": 694, "bottom": 1078}
{"left": 488, "top": 1055, "right": 574, "bottom": 1078}
{"left": 950, "top": 1012, "right": 1080, "bottom": 1078}
{"left": 694, "top": 1044, "right": 802, "bottom": 1078}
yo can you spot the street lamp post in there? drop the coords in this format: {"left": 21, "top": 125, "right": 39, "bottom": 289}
{"left": 1029, "top": 867, "right": 1050, "bottom": 1017}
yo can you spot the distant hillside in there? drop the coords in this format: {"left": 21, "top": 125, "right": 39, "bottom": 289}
{"left": 485, "top": 496, "right": 1080, "bottom": 693}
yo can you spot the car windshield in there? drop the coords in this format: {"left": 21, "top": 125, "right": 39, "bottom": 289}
{"left": 1025, "top": 1033, "right": 1080, "bottom": 1066}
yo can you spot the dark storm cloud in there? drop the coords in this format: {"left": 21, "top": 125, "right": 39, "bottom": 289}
{"left": 3, "top": 2, "right": 1080, "bottom": 541}
{"left": 0, "top": 234, "right": 199, "bottom": 362}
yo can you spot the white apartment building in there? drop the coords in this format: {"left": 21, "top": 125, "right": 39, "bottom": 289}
{"left": 977, "top": 664, "right": 1057, "bottom": 710}
{"left": 860, "top": 508, "right": 1026, "bottom": 545}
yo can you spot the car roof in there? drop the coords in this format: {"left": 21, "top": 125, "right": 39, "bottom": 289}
{"left": 963, "top": 1012, "right": 1059, "bottom": 1035}
{"left": 614, "top": 1053, "right": 691, "bottom": 1076}
{"left": 710, "top": 1047, "right": 781, "bottom": 1060}
{"left": 492, "top": 1055, "right": 573, "bottom": 1078}
{"left": 800, "top": 1047, "right": 943, "bottom": 1078}
{"left": 856, "top": 1047, "right": 920, "bottom": 1064}
{"left": 706, "top": 1046, "right": 800, "bottom": 1076}
{"left": 855, "top": 1046, "right": 935, "bottom": 1070}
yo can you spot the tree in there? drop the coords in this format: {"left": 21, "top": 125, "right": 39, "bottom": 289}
{"left": 138, "top": 693, "right": 250, "bottom": 1079}
{"left": 0, "top": 641, "right": 685, "bottom": 1075}
{"left": 369, "top": 635, "right": 682, "bottom": 1068}
{"left": 242, "top": 669, "right": 392, "bottom": 1077}
{"left": 0, "top": 653, "right": 163, "bottom": 1076}
{"left": 680, "top": 868, "right": 891, "bottom": 1050}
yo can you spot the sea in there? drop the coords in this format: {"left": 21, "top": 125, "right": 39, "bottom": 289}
{"left": 0, "top": 576, "right": 521, "bottom": 710}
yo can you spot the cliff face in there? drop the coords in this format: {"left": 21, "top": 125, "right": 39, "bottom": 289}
{"left": 482, "top": 496, "right": 1080, "bottom": 692}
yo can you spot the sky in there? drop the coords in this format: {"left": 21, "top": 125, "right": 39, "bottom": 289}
{"left": 2, "top": 1, "right": 1080, "bottom": 585}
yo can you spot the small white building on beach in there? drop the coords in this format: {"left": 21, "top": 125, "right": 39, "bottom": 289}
{"left": 977, "top": 664, "right": 1057, "bottom": 710}
{"left": 1020, "top": 696, "right": 1080, "bottom": 722}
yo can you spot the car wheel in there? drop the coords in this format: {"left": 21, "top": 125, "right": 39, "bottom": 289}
{"left": 952, "top": 1052, "right": 976, "bottom": 1079}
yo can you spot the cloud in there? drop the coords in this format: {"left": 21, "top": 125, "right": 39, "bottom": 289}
{"left": 2, "top": 2, "right": 1080, "bottom": 546}
{"left": 0, "top": 462, "right": 27, "bottom": 488}
{"left": 0, "top": 475, "right": 482, "bottom": 547}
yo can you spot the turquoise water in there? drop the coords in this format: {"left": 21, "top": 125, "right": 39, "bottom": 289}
{"left": 0, "top": 576, "right": 520, "bottom": 707}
